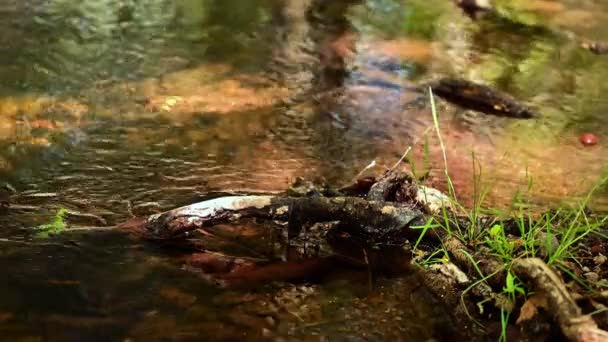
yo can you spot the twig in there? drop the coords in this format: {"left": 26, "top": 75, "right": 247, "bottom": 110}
{"left": 353, "top": 160, "right": 377, "bottom": 180}
{"left": 389, "top": 126, "right": 433, "bottom": 172}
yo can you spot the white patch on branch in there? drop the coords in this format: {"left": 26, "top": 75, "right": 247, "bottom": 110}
{"left": 148, "top": 196, "right": 275, "bottom": 223}
{"left": 181, "top": 196, "right": 274, "bottom": 216}
{"left": 275, "top": 205, "right": 289, "bottom": 215}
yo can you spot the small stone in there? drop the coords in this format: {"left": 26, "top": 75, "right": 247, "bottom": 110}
{"left": 591, "top": 244, "right": 605, "bottom": 254}
{"left": 431, "top": 263, "right": 470, "bottom": 284}
{"left": 536, "top": 232, "right": 560, "bottom": 258}
{"left": 594, "top": 254, "right": 607, "bottom": 266}
{"left": 584, "top": 272, "right": 599, "bottom": 283}
{"left": 580, "top": 133, "right": 597, "bottom": 146}
{"left": 582, "top": 266, "right": 591, "bottom": 273}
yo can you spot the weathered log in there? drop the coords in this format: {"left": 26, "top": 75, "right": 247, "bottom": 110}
{"left": 124, "top": 195, "right": 425, "bottom": 243}
{"left": 429, "top": 78, "right": 535, "bottom": 118}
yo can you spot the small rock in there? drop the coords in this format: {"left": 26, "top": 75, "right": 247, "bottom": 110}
{"left": 591, "top": 244, "right": 605, "bottom": 255}
{"left": 594, "top": 254, "right": 607, "bottom": 266}
{"left": 583, "top": 266, "right": 591, "bottom": 273}
{"left": 431, "top": 263, "right": 470, "bottom": 284}
{"left": 584, "top": 272, "right": 599, "bottom": 283}
{"left": 416, "top": 185, "right": 453, "bottom": 215}
{"left": 580, "top": 133, "right": 597, "bottom": 146}
{"left": 536, "top": 232, "right": 560, "bottom": 258}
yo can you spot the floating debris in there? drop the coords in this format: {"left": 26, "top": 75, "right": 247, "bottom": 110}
{"left": 24, "top": 192, "right": 58, "bottom": 198}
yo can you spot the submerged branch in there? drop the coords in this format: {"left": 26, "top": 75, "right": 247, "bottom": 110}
{"left": 122, "top": 194, "right": 425, "bottom": 243}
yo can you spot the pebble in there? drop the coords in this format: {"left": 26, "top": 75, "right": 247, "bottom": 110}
{"left": 584, "top": 272, "right": 600, "bottom": 283}
{"left": 594, "top": 253, "right": 607, "bottom": 266}
{"left": 580, "top": 133, "right": 598, "bottom": 146}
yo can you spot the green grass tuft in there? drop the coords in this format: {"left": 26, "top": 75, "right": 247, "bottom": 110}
{"left": 411, "top": 88, "right": 608, "bottom": 341}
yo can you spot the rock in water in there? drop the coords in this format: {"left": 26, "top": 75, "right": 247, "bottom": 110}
{"left": 580, "top": 133, "right": 597, "bottom": 146}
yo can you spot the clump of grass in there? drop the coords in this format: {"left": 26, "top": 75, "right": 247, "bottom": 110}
{"left": 36, "top": 208, "right": 68, "bottom": 238}
{"left": 412, "top": 88, "right": 608, "bottom": 341}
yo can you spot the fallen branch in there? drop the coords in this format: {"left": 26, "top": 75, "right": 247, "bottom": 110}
{"left": 123, "top": 195, "right": 425, "bottom": 243}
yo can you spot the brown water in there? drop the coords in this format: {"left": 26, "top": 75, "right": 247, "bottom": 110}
{"left": 0, "top": 0, "right": 607, "bottom": 340}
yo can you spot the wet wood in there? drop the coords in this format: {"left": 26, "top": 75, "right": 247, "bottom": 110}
{"left": 121, "top": 194, "right": 425, "bottom": 243}
{"left": 429, "top": 78, "right": 535, "bottom": 118}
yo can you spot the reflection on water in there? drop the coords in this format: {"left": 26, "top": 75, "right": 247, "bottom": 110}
{"left": 0, "top": 0, "right": 607, "bottom": 339}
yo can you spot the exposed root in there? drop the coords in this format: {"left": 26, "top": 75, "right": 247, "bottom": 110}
{"left": 512, "top": 258, "right": 608, "bottom": 342}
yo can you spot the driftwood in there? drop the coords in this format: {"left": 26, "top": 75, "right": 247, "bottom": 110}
{"left": 119, "top": 172, "right": 503, "bottom": 292}
{"left": 429, "top": 78, "right": 535, "bottom": 119}
{"left": 122, "top": 194, "right": 425, "bottom": 243}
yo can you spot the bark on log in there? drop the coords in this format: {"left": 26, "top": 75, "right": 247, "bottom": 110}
{"left": 128, "top": 195, "right": 425, "bottom": 243}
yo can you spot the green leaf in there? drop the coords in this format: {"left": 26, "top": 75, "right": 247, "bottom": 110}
{"left": 35, "top": 208, "right": 68, "bottom": 238}
{"left": 490, "top": 224, "right": 503, "bottom": 238}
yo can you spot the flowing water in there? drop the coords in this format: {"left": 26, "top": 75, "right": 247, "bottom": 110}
{"left": 0, "top": 0, "right": 607, "bottom": 340}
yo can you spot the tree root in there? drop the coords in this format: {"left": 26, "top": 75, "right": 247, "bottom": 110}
{"left": 512, "top": 258, "right": 608, "bottom": 342}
